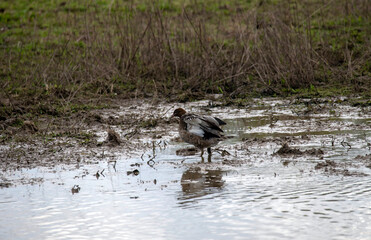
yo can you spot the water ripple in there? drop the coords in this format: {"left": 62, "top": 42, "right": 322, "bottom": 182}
{"left": 1, "top": 102, "right": 371, "bottom": 240}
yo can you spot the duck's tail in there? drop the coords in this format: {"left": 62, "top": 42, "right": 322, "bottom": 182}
{"left": 214, "top": 117, "right": 226, "bottom": 126}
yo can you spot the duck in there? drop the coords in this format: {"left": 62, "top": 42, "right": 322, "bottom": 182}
{"left": 171, "top": 108, "right": 226, "bottom": 159}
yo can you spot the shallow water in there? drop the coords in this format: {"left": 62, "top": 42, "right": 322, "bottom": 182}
{"left": 1, "top": 99, "right": 371, "bottom": 240}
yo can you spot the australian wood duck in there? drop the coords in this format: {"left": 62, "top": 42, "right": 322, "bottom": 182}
{"left": 171, "top": 108, "right": 226, "bottom": 158}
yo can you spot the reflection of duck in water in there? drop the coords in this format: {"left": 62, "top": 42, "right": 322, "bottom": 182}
{"left": 180, "top": 167, "right": 224, "bottom": 201}
{"left": 171, "top": 108, "right": 226, "bottom": 161}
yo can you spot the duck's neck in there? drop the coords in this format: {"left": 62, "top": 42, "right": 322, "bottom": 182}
{"left": 179, "top": 117, "right": 187, "bottom": 130}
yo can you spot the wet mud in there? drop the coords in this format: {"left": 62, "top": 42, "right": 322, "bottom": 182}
{"left": 0, "top": 97, "right": 370, "bottom": 239}
{"left": 1, "top": 97, "right": 370, "bottom": 182}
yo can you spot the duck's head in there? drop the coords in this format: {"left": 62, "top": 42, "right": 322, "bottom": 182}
{"left": 171, "top": 108, "right": 186, "bottom": 118}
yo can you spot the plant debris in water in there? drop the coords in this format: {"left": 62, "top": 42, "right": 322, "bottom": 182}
{"left": 71, "top": 185, "right": 81, "bottom": 194}
{"left": 275, "top": 143, "right": 324, "bottom": 156}
{"left": 105, "top": 129, "right": 122, "bottom": 146}
{"left": 314, "top": 160, "right": 337, "bottom": 170}
{"left": 127, "top": 169, "right": 140, "bottom": 176}
{"left": 0, "top": 98, "right": 370, "bottom": 183}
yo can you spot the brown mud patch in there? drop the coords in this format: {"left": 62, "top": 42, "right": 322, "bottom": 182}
{"left": 104, "top": 129, "right": 122, "bottom": 146}
{"left": 275, "top": 143, "right": 324, "bottom": 156}
{"left": 314, "top": 160, "right": 368, "bottom": 177}
{"left": 0, "top": 97, "right": 370, "bottom": 185}
{"left": 0, "top": 99, "right": 175, "bottom": 172}
{"left": 176, "top": 147, "right": 199, "bottom": 156}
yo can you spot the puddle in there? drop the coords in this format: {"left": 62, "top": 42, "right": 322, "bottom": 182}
{"left": 1, "top": 98, "right": 371, "bottom": 239}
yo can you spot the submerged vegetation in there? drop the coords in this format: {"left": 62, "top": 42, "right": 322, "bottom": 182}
{"left": 0, "top": 0, "right": 370, "bottom": 117}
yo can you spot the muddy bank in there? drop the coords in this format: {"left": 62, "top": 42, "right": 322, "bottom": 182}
{"left": 1, "top": 97, "right": 371, "bottom": 240}
{"left": 0, "top": 97, "right": 371, "bottom": 186}
{"left": 0, "top": 99, "right": 173, "bottom": 171}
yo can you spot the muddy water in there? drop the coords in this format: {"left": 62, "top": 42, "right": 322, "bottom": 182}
{"left": 1, "top": 99, "right": 371, "bottom": 239}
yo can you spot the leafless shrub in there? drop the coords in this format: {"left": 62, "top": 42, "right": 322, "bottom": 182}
{"left": 1, "top": 0, "right": 369, "bottom": 112}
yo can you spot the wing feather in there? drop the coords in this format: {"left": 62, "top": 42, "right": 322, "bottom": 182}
{"left": 182, "top": 114, "right": 225, "bottom": 139}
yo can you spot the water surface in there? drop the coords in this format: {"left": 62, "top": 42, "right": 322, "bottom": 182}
{"left": 1, "top": 99, "right": 370, "bottom": 240}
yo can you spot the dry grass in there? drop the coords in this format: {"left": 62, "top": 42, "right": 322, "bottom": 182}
{"left": 0, "top": 0, "right": 370, "bottom": 116}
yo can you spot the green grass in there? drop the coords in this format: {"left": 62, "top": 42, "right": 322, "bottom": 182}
{"left": 0, "top": 0, "right": 370, "bottom": 117}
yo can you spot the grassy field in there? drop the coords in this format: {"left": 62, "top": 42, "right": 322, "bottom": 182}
{"left": 0, "top": 0, "right": 370, "bottom": 117}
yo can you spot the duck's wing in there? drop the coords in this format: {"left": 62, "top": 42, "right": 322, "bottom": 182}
{"left": 182, "top": 114, "right": 225, "bottom": 139}
{"left": 203, "top": 116, "right": 226, "bottom": 126}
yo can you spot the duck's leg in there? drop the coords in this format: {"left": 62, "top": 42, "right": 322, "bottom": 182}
{"left": 207, "top": 154, "right": 212, "bottom": 162}
{"left": 207, "top": 147, "right": 212, "bottom": 155}
{"left": 207, "top": 148, "right": 212, "bottom": 162}
{"left": 200, "top": 148, "right": 204, "bottom": 157}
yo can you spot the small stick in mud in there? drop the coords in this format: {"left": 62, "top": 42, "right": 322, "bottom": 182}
{"left": 161, "top": 106, "right": 174, "bottom": 118}
{"left": 147, "top": 159, "right": 155, "bottom": 167}
{"left": 214, "top": 148, "right": 231, "bottom": 157}
{"left": 108, "top": 160, "right": 117, "bottom": 171}
{"left": 341, "top": 140, "right": 351, "bottom": 150}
